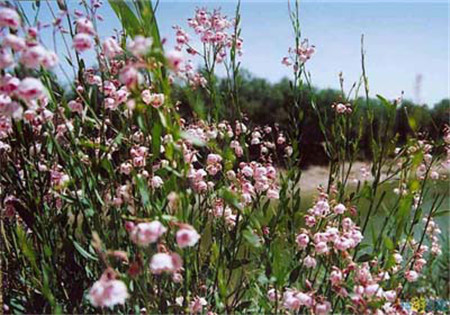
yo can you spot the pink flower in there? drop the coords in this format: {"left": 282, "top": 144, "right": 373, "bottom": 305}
{"left": 335, "top": 103, "right": 348, "bottom": 114}
{"left": 0, "top": 48, "right": 13, "bottom": 69}
{"left": 141, "top": 89, "right": 151, "bottom": 105}
{"left": 393, "top": 252, "right": 403, "bottom": 264}
{"left": 413, "top": 258, "right": 426, "bottom": 272}
{"left": 281, "top": 56, "right": 292, "bottom": 66}
{"left": 0, "top": 7, "right": 21, "bottom": 29}
{"left": 283, "top": 290, "right": 313, "bottom": 310}
{"left": 19, "top": 45, "right": 48, "bottom": 69}
{"left": 315, "top": 301, "right": 331, "bottom": 315}
{"left": 405, "top": 270, "right": 419, "bottom": 282}
{"left": 189, "top": 296, "right": 207, "bottom": 313}
{"left": 206, "top": 153, "right": 222, "bottom": 175}
{"left": 3, "top": 34, "right": 26, "bottom": 51}
{"left": 166, "top": 50, "right": 183, "bottom": 72}
{"left": 102, "top": 37, "right": 122, "bottom": 59}
{"left": 150, "top": 252, "right": 182, "bottom": 274}
{"left": 384, "top": 290, "right": 396, "bottom": 302}
{"left": 119, "top": 66, "right": 142, "bottom": 89}
{"left": 296, "top": 292, "right": 313, "bottom": 307}
{"left": 241, "top": 166, "right": 253, "bottom": 177}
{"left": 267, "top": 288, "right": 278, "bottom": 302}
{"left": 364, "top": 284, "right": 380, "bottom": 297}
{"left": 341, "top": 217, "right": 354, "bottom": 230}
{"left": 148, "top": 93, "right": 165, "bottom": 108}
{"left": 330, "top": 268, "right": 343, "bottom": 286}
{"left": 267, "top": 188, "right": 279, "bottom": 200}
{"left": 305, "top": 215, "right": 316, "bottom": 227}
{"left": 76, "top": 17, "right": 95, "bottom": 35}
{"left": 129, "top": 221, "right": 167, "bottom": 246}
{"left": 151, "top": 176, "right": 163, "bottom": 189}
{"left": 41, "top": 50, "right": 59, "bottom": 69}
{"left": 172, "top": 272, "right": 183, "bottom": 283}
{"left": 334, "top": 203, "right": 346, "bottom": 214}
{"left": 176, "top": 225, "right": 200, "bottom": 248}
{"left": 127, "top": 35, "right": 152, "bottom": 57}
{"left": 315, "top": 242, "right": 329, "bottom": 255}
{"left": 68, "top": 100, "right": 83, "bottom": 114}
{"left": 430, "top": 171, "right": 439, "bottom": 180}
{"left": 73, "top": 33, "right": 93, "bottom": 52}
{"left": 313, "top": 200, "right": 330, "bottom": 216}
{"left": 17, "top": 78, "right": 45, "bottom": 101}
{"left": 296, "top": 233, "right": 309, "bottom": 249}
{"left": 124, "top": 221, "right": 135, "bottom": 232}
{"left": 303, "top": 255, "right": 317, "bottom": 268}
{"left": 88, "top": 270, "right": 129, "bottom": 308}
{"left": 282, "top": 290, "right": 301, "bottom": 310}
{"left": 0, "top": 75, "right": 20, "bottom": 94}
{"left": 120, "top": 162, "right": 132, "bottom": 175}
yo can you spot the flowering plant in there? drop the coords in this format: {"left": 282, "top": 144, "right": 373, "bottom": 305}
{"left": 0, "top": 1, "right": 448, "bottom": 314}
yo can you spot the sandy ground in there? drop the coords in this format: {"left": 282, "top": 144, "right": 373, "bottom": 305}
{"left": 299, "top": 161, "right": 371, "bottom": 193}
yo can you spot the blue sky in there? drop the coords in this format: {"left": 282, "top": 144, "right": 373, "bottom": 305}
{"left": 21, "top": 1, "right": 449, "bottom": 105}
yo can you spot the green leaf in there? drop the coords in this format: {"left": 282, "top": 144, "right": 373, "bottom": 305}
{"left": 108, "top": 1, "right": 141, "bottom": 37}
{"left": 243, "top": 229, "right": 261, "bottom": 248}
{"left": 384, "top": 237, "right": 394, "bottom": 250}
{"left": 229, "top": 259, "right": 251, "bottom": 269}
{"left": 72, "top": 239, "right": 98, "bottom": 261}
{"left": 289, "top": 265, "right": 302, "bottom": 283}
{"left": 219, "top": 188, "right": 242, "bottom": 211}
{"left": 356, "top": 253, "right": 373, "bottom": 263}
{"left": 433, "top": 210, "right": 450, "bottom": 218}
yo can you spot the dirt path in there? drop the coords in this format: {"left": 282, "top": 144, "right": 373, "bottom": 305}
{"left": 299, "top": 161, "right": 371, "bottom": 193}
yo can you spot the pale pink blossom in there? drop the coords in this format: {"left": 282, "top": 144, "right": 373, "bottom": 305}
{"left": 334, "top": 203, "right": 346, "bottom": 215}
{"left": 364, "top": 284, "right": 380, "bottom": 297}
{"left": 73, "top": 33, "right": 93, "bottom": 52}
{"left": 315, "top": 242, "right": 329, "bottom": 255}
{"left": 0, "top": 75, "right": 19, "bottom": 94}
{"left": 0, "top": 48, "right": 13, "bottom": 69}
{"left": 120, "top": 162, "right": 132, "bottom": 175}
{"left": 129, "top": 221, "right": 167, "bottom": 246}
{"left": 141, "top": 89, "right": 151, "bottom": 105}
{"left": 2, "top": 34, "right": 26, "bottom": 51}
{"left": 303, "top": 255, "right": 317, "bottom": 268}
{"left": 76, "top": 17, "right": 95, "bottom": 35}
{"left": 296, "top": 233, "right": 309, "bottom": 249}
{"left": 88, "top": 271, "right": 129, "bottom": 308}
{"left": 102, "top": 37, "right": 123, "bottom": 59}
{"left": 267, "top": 288, "right": 278, "bottom": 302}
{"left": 189, "top": 296, "right": 207, "bottom": 313}
{"left": 384, "top": 290, "right": 396, "bottom": 302}
{"left": 151, "top": 176, "right": 163, "bottom": 189}
{"left": 0, "top": 7, "right": 21, "bottom": 29}
{"left": 42, "top": 51, "right": 59, "bottom": 69}
{"left": 127, "top": 35, "right": 152, "bottom": 57}
{"left": 148, "top": 93, "right": 165, "bottom": 108}
{"left": 267, "top": 188, "right": 279, "bottom": 199}
{"left": 176, "top": 225, "right": 200, "bottom": 248}
{"left": 119, "top": 66, "right": 142, "bottom": 89}
{"left": 330, "top": 268, "right": 343, "bottom": 286}
{"left": 405, "top": 270, "right": 419, "bottom": 282}
{"left": 68, "top": 100, "right": 83, "bottom": 114}
{"left": 150, "top": 252, "right": 182, "bottom": 274}
{"left": 166, "top": 50, "right": 183, "bottom": 72}
{"left": 17, "top": 78, "right": 45, "bottom": 101}
{"left": 315, "top": 301, "right": 331, "bottom": 315}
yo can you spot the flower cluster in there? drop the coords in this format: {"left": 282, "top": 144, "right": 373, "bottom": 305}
{"left": 268, "top": 187, "right": 441, "bottom": 314}
{"left": 282, "top": 39, "right": 315, "bottom": 70}
{"left": 1, "top": 3, "right": 447, "bottom": 314}
{"left": 169, "top": 8, "right": 243, "bottom": 88}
